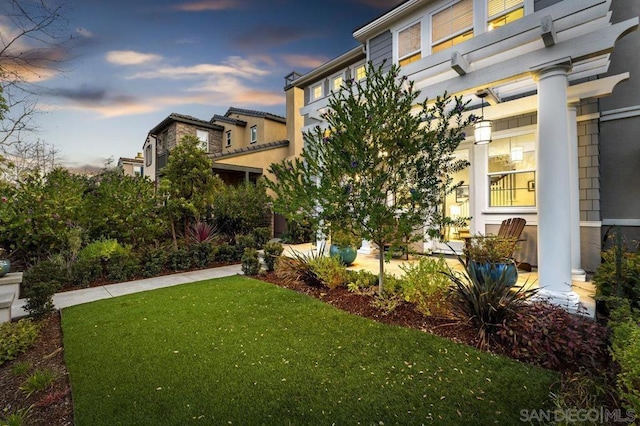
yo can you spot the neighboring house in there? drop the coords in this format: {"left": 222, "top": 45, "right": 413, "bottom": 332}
{"left": 117, "top": 153, "right": 144, "bottom": 177}
{"left": 284, "top": 0, "right": 638, "bottom": 309}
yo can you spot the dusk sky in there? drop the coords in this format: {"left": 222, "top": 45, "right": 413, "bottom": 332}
{"left": 5, "top": 0, "right": 404, "bottom": 171}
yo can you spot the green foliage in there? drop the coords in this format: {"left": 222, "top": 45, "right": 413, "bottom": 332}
{"left": 281, "top": 218, "right": 314, "bottom": 244}
{"left": 80, "top": 168, "right": 165, "bottom": 248}
{"left": 346, "top": 269, "right": 378, "bottom": 293}
{"left": 0, "top": 320, "right": 39, "bottom": 365}
{"left": 267, "top": 62, "right": 473, "bottom": 292}
{"left": 331, "top": 227, "right": 361, "bottom": 248}
{"left": 263, "top": 241, "right": 284, "bottom": 272}
{"left": 371, "top": 292, "right": 403, "bottom": 315}
{"left": 213, "top": 243, "right": 237, "bottom": 263}
{"left": 23, "top": 258, "right": 66, "bottom": 318}
{"left": 608, "top": 301, "right": 640, "bottom": 413}
{"left": 159, "top": 135, "right": 223, "bottom": 243}
{"left": 186, "top": 221, "right": 218, "bottom": 244}
{"left": 446, "top": 258, "right": 539, "bottom": 349}
{"left": 399, "top": 256, "right": 452, "bottom": 316}
{"left": 0, "top": 405, "right": 33, "bottom": 426}
{"left": 594, "top": 247, "right": 640, "bottom": 310}
{"left": 275, "top": 249, "right": 324, "bottom": 287}
{"left": 235, "top": 234, "right": 257, "bottom": 253}
{"left": 463, "top": 235, "right": 518, "bottom": 263}
{"left": 251, "top": 227, "right": 271, "bottom": 248}
{"left": 210, "top": 182, "right": 272, "bottom": 239}
{"left": 241, "top": 248, "right": 260, "bottom": 276}
{"left": 167, "top": 247, "right": 192, "bottom": 271}
{"left": 73, "top": 239, "right": 133, "bottom": 284}
{"left": 308, "top": 255, "right": 349, "bottom": 289}
{"left": 19, "top": 368, "right": 57, "bottom": 398}
{"left": 70, "top": 257, "right": 102, "bottom": 287}
{"left": 189, "top": 242, "right": 214, "bottom": 268}
{"left": 10, "top": 361, "right": 31, "bottom": 377}
{"left": 496, "top": 302, "right": 609, "bottom": 372}
{"left": 138, "top": 247, "right": 168, "bottom": 278}
{"left": 105, "top": 249, "right": 140, "bottom": 282}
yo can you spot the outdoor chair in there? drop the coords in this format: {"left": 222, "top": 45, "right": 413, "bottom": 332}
{"left": 464, "top": 217, "right": 528, "bottom": 268}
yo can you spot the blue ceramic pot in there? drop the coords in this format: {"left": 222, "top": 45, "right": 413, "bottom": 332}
{"left": 470, "top": 261, "right": 518, "bottom": 287}
{"left": 0, "top": 259, "right": 10, "bottom": 278}
{"left": 329, "top": 244, "right": 357, "bottom": 266}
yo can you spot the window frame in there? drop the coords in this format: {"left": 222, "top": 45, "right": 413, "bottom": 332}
{"left": 353, "top": 61, "right": 366, "bottom": 82}
{"left": 250, "top": 125, "right": 257, "bottom": 144}
{"left": 397, "top": 21, "right": 422, "bottom": 66}
{"left": 145, "top": 144, "right": 152, "bottom": 166}
{"left": 430, "top": 0, "right": 474, "bottom": 54}
{"left": 311, "top": 82, "right": 324, "bottom": 101}
{"left": 330, "top": 72, "right": 344, "bottom": 93}
{"left": 225, "top": 130, "right": 232, "bottom": 148}
{"left": 196, "top": 129, "right": 209, "bottom": 152}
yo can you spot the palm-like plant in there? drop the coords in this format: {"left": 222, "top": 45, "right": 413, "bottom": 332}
{"left": 186, "top": 221, "right": 218, "bottom": 244}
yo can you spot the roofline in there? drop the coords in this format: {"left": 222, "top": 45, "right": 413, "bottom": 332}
{"left": 148, "top": 113, "right": 224, "bottom": 136}
{"left": 285, "top": 46, "right": 366, "bottom": 90}
{"left": 211, "top": 140, "right": 289, "bottom": 160}
{"left": 211, "top": 114, "right": 247, "bottom": 126}
{"left": 353, "top": 0, "right": 423, "bottom": 42}
{"left": 225, "top": 107, "right": 287, "bottom": 124}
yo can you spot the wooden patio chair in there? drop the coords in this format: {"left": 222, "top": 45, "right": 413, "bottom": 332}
{"left": 463, "top": 217, "right": 527, "bottom": 267}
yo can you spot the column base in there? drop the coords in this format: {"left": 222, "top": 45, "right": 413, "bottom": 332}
{"left": 533, "top": 288, "right": 583, "bottom": 314}
{"left": 571, "top": 268, "right": 587, "bottom": 282}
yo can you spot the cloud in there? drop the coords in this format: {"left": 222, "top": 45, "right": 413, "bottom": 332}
{"left": 76, "top": 27, "right": 94, "bottom": 38}
{"left": 106, "top": 50, "right": 163, "bottom": 66}
{"left": 280, "top": 54, "right": 329, "bottom": 69}
{"left": 50, "top": 86, "right": 107, "bottom": 102}
{"left": 128, "top": 56, "right": 270, "bottom": 80}
{"left": 173, "top": 0, "right": 245, "bottom": 11}
{"left": 233, "top": 26, "right": 310, "bottom": 50}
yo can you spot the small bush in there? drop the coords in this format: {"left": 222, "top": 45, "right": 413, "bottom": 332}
{"left": 20, "top": 368, "right": 57, "bottom": 398}
{"left": 263, "top": 241, "right": 284, "bottom": 272}
{"left": 309, "top": 255, "right": 349, "bottom": 289}
{"left": 189, "top": 242, "right": 214, "bottom": 269}
{"left": 399, "top": 256, "right": 451, "bottom": 316}
{"left": 167, "top": 247, "right": 192, "bottom": 271}
{"left": 594, "top": 248, "right": 640, "bottom": 310}
{"left": 282, "top": 219, "right": 314, "bottom": 244}
{"left": 0, "top": 320, "right": 39, "bottom": 365}
{"left": 346, "top": 270, "right": 378, "bottom": 293}
{"left": 11, "top": 361, "right": 32, "bottom": 377}
{"left": 496, "top": 301, "right": 609, "bottom": 372}
{"left": 186, "top": 221, "right": 218, "bottom": 244}
{"left": 73, "top": 239, "right": 132, "bottom": 284}
{"left": 139, "top": 247, "right": 168, "bottom": 278}
{"left": 371, "top": 293, "right": 403, "bottom": 315}
{"left": 213, "top": 243, "right": 237, "bottom": 263}
{"left": 106, "top": 249, "right": 140, "bottom": 282}
{"left": 275, "top": 250, "right": 324, "bottom": 287}
{"left": 235, "top": 234, "right": 257, "bottom": 259}
{"left": 241, "top": 248, "right": 261, "bottom": 276}
{"left": 252, "top": 227, "right": 271, "bottom": 248}
{"left": 70, "top": 256, "right": 102, "bottom": 286}
{"left": 23, "top": 259, "right": 66, "bottom": 318}
{"left": 608, "top": 301, "right": 640, "bottom": 413}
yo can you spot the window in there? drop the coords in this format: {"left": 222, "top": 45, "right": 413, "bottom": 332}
{"left": 398, "top": 22, "right": 421, "bottom": 66}
{"left": 487, "top": 134, "right": 536, "bottom": 207}
{"left": 311, "top": 83, "right": 323, "bottom": 101}
{"left": 331, "top": 75, "right": 343, "bottom": 92}
{"left": 250, "top": 125, "right": 257, "bottom": 144}
{"left": 133, "top": 166, "right": 143, "bottom": 177}
{"left": 487, "top": 0, "right": 524, "bottom": 30}
{"left": 225, "top": 131, "right": 232, "bottom": 147}
{"left": 432, "top": 0, "right": 474, "bottom": 54}
{"left": 196, "top": 129, "right": 209, "bottom": 151}
{"left": 145, "top": 144, "right": 152, "bottom": 166}
{"left": 354, "top": 64, "right": 366, "bottom": 81}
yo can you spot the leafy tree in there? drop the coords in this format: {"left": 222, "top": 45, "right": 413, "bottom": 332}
{"left": 267, "top": 62, "right": 473, "bottom": 292}
{"left": 158, "top": 135, "right": 223, "bottom": 247}
{"left": 80, "top": 167, "right": 165, "bottom": 248}
{"left": 210, "top": 181, "right": 272, "bottom": 240}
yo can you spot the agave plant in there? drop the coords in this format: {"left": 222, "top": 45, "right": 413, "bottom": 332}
{"left": 186, "top": 221, "right": 219, "bottom": 244}
{"left": 444, "top": 256, "right": 539, "bottom": 349}
{"left": 275, "top": 245, "right": 326, "bottom": 288}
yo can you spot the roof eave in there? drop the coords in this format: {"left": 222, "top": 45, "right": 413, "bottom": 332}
{"left": 285, "top": 46, "right": 365, "bottom": 89}
{"left": 353, "top": 0, "right": 423, "bottom": 43}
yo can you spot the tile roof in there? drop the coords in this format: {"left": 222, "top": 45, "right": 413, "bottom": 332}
{"left": 210, "top": 114, "right": 247, "bottom": 126}
{"left": 211, "top": 140, "right": 289, "bottom": 159}
{"left": 149, "top": 113, "right": 224, "bottom": 135}
{"left": 224, "top": 107, "right": 286, "bottom": 124}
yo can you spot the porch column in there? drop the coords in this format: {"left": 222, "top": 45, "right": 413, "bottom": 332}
{"left": 533, "top": 63, "right": 581, "bottom": 310}
{"left": 568, "top": 103, "right": 586, "bottom": 281}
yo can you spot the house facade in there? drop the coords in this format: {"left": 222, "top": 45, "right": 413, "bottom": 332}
{"left": 117, "top": 153, "right": 144, "bottom": 177}
{"left": 285, "top": 0, "right": 638, "bottom": 308}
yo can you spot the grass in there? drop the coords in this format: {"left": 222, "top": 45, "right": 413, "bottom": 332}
{"left": 62, "top": 276, "right": 557, "bottom": 425}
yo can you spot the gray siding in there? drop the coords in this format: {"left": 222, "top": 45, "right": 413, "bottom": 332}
{"left": 534, "top": 0, "right": 563, "bottom": 12}
{"left": 369, "top": 30, "right": 392, "bottom": 72}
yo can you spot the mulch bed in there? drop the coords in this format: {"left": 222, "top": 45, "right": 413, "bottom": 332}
{"left": 1, "top": 270, "right": 487, "bottom": 425}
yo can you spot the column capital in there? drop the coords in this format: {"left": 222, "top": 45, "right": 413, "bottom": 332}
{"left": 532, "top": 57, "right": 572, "bottom": 82}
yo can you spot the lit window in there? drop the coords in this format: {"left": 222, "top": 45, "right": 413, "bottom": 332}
{"left": 398, "top": 22, "right": 421, "bottom": 66}
{"left": 311, "top": 83, "right": 323, "bottom": 101}
{"left": 133, "top": 166, "right": 143, "bottom": 177}
{"left": 488, "top": 134, "right": 536, "bottom": 207}
{"left": 225, "top": 131, "right": 232, "bottom": 147}
{"left": 250, "top": 125, "right": 257, "bottom": 144}
{"left": 196, "top": 129, "right": 209, "bottom": 151}
{"left": 432, "top": 0, "right": 473, "bottom": 53}
{"left": 331, "top": 75, "right": 343, "bottom": 92}
{"left": 355, "top": 64, "right": 366, "bottom": 81}
{"left": 487, "top": 0, "right": 524, "bottom": 31}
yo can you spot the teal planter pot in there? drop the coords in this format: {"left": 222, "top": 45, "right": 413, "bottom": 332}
{"left": 470, "top": 261, "right": 518, "bottom": 287}
{"left": 329, "top": 244, "right": 358, "bottom": 266}
{"left": 0, "top": 259, "right": 10, "bottom": 278}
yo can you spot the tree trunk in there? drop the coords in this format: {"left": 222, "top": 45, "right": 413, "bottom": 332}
{"left": 171, "top": 219, "right": 178, "bottom": 250}
{"left": 376, "top": 240, "right": 385, "bottom": 293}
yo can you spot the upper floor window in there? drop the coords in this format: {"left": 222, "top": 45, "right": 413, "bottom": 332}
{"left": 311, "top": 83, "right": 323, "bottom": 101}
{"left": 250, "top": 125, "right": 257, "bottom": 144}
{"left": 488, "top": 133, "right": 536, "bottom": 207}
{"left": 225, "top": 130, "right": 232, "bottom": 148}
{"left": 432, "top": 0, "right": 473, "bottom": 54}
{"left": 145, "top": 144, "right": 152, "bottom": 166}
{"left": 487, "top": 0, "right": 524, "bottom": 31}
{"left": 398, "top": 22, "right": 421, "bottom": 66}
{"left": 331, "top": 75, "right": 343, "bottom": 92}
{"left": 354, "top": 64, "right": 366, "bottom": 81}
{"left": 196, "top": 129, "right": 209, "bottom": 151}
{"left": 133, "top": 166, "right": 143, "bottom": 177}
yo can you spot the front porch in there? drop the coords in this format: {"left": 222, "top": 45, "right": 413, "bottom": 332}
{"left": 281, "top": 242, "right": 596, "bottom": 317}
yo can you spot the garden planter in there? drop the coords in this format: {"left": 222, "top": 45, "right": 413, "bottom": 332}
{"left": 470, "top": 261, "right": 518, "bottom": 287}
{"left": 329, "top": 244, "right": 357, "bottom": 266}
{"left": 0, "top": 259, "right": 10, "bottom": 278}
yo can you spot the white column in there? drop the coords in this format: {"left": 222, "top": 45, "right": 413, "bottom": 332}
{"left": 534, "top": 64, "right": 581, "bottom": 311}
{"left": 358, "top": 240, "right": 374, "bottom": 255}
{"left": 568, "top": 104, "right": 586, "bottom": 281}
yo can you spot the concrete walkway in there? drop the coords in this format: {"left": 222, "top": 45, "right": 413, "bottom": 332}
{"left": 11, "top": 264, "right": 242, "bottom": 319}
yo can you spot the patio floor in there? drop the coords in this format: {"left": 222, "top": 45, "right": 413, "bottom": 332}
{"left": 282, "top": 242, "right": 596, "bottom": 317}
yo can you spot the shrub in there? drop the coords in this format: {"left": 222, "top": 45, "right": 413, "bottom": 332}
{"left": 23, "top": 259, "right": 66, "bottom": 318}
{"left": 167, "top": 247, "right": 192, "bottom": 271}
{"left": 282, "top": 219, "right": 314, "bottom": 244}
{"left": 399, "top": 256, "right": 451, "bottom": 316}
{"left": 241, "top": 248, "right": 261, "bottom": 276}
{"left": 186, "top": 221, "right": 218, "bottom": 244}
{"left": 20, "top": 368, "right": 57, "bottom": 398}
{"left": 23, "top": 258, "right": 67, "bottom": 289}
{"left": 309, "top": 255, "right": 349, "bottom": 289}
{"left": 496, "top": 301, "right": 609, "bottom": 372}
{"left": 189, "top": 242, "right": 214, "bottom": 269}
{"left": 210, "top": 182, "right": 272, "bottom": 239}
{"left": 608, "top": 301, "right": 640, "bottom": 413}
{"left": 252, "top": 227, "right": 271, "bottom": 248}
{"left": 263, "top": 241, "right": 284, "bottom": 272}
{"left": 593, "top": 248, "right": 640, "bottom": 310}
{"left": 0, "top": 320, "right": 39, "bottom": 365}
{"left": 70, "top": 256, "right": 102, "bottom": 286}
{"left": 235, "top": 234, "right": 257, "bottom": 258}
{"left": 213, "top": 243, "right": 237, "bottom": 263}
{"left": 445, "top": 258, "right": 539, "bottom": 349}
{"left": 346, "top": 269, "right": 378, "bottom": 294}
{"left": 275, "top": 249, "right": 324, "bottom": 287}
{"left": 139, "top": 247, "right": 168, "bottom": 278}
{"left": 106, "top": 249, "right": 140, "bottom": 282}
{"left": 73, "top": 238, "right": 132, "bottom": 284}
{"left": 463, "top": 235, "right": 518, "bottom": 263}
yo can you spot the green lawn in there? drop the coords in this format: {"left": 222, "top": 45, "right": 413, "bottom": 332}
{"left": 62, "top": 276, "right": 557, "bottom": 425}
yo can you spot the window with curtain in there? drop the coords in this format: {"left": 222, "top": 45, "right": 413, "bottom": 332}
{"left": 432, "top": 0, "right": 473, "bottom": 53}
{"left": 398, "top": 22, "right": 421, "bottom": 66}
{"left": 487, "top": 0, "right": 524, "bottom": 31}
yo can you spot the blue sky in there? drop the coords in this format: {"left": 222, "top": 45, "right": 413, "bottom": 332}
{"left": 6, "top": 0, "right": 403, "bottom": 170}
